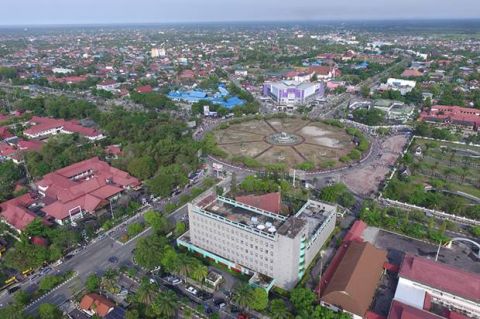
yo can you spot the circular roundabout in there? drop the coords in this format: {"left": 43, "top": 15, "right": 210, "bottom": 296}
{"left": 212, "top": 117, "right": 366, "bottom": 171}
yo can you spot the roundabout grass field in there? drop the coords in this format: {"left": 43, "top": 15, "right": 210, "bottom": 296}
{"left": 211, "top": 117, "right": 367, "bottom": 171}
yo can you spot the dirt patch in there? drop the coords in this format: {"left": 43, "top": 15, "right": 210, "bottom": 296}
{"left": 342, "top": 134, "right": 408, "bottom": 196}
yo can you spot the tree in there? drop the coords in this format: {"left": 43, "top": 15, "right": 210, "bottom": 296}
{"left": 125, "top": 309, "right": 140, "bottom": 319}
{"left": 174, "top": 221, "right": 186, "bottom": 236}
{"left": 352, "top": 108, "right": 385, "bottom": 126}
{"left": 144, "top": 211, "right": 170, "bottom": 234}
{"left": 190, "top": 264, "right": 208, "bottom": 284}
{"left": 250, "top": 288, "right": 269, "bottom": 311}
{"left": 0, "top": 160, "right": 24, "bottom": 201}
{"left": 134, "top": 234, "right": 168, "bottom": 270}
{"left": 39, "top": 275, "right": 62, "bottom": 293}
{"left": 127, "top": 222, "right": 145, "bottom": 237}
{"left": 290, "top": 287, "right": 316, "bottom": 314}
{"left": 13, "top": 290, "right": 31, "bottom": 306}
{"left": 0, "top": 303, "right": 26, "bottom": 319}
{"left": 360, "top": 85, "right": 370, "bottom": 98}
{"left": 101, "top": 269, "right": 119, "bottom": 294}
{"left": 85, "top": 274, "right": 100, "bottom": 292}
{"left": 136, "top": 280, "right": 158, "bottom": 306}
{"left": 127, "top": 156, "right": 156, "bottom": 180}
{"left": 269, "top": 299, "right": 292, "bottom": 319}
{"left": 174, "top": 254, "right": 197, "bottom": 280}
{"left": 232, "top": 283, "right": 255, "bottom": 311}
{"left": 38, "top": 303, "right": 63, "bottom": 319}
{"left": 149, "top": 291, "right": 178, "bottom": 318}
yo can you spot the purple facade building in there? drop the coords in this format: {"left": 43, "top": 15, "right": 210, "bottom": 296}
{"left": 263, "top": 81, "right": 324, "bottom": 106}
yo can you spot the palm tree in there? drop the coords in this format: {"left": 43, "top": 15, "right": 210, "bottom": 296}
{"left": 269, "top": 299, "right": 292, "bottom": 319}
{"left": 150, "top": 290, "right": 177, "bottom": 318}
{"left": 174, "top": 254, "right": 197, "bottom": 280}
{"left": 190, "top": 264, "right": 208, "bottom": 285}
{"left": 101, "top": 269, "right": 119, "bottom": 294}
{"left": 136, "top": 279, "right": 158, "bottom": 306}
{"left": 232, "top": 283, "right": 254, "bottom": 311}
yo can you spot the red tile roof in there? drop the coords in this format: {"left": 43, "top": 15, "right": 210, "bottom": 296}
{"left": 17, "top": 139, "right": 44, "bottom": 152}
{"left": 105, "top": 145, "right": 122, "bottom": 156}
{"left": 0, "top": 142, "right": 17, "bottom": 157}
{"left": 419, "top": 105, "right": 480, "bottom": 128}
{"left": 235, "top": 192, "right": 281, "bottom": 214}
{"left": 136, "top": 85, "right": 153, "bottom": 94}
{"left": 0, "top": 193, "right": 36, "bottom": 231}
{"left": 388, "top": 301, "right": 444, "bottom": 319}
{"left": 399, "top": 254, "right": 480, "bottom": 303}
{"left": 24, "top": 116, "right": 102, "bottom": 139}
{"left": 401, "top": 69, "right": 423, "bottom": 78}
{"left": 79, "top": 293, "right": 115, "bottom": 317}
{"left": 36, "top": 157, "right": 139, "bottom": 221}
{"left": 0, "top": 126, "right": 13, "bottom": 139}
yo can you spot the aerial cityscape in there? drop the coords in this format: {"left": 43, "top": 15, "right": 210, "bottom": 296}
{"left": 0, "top": 1, "right": 479, "bottom": 319}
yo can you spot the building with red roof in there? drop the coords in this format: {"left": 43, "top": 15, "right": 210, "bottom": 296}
{"left": 0, "top": 193, "right": 37, "bottom": 232}
{"left": 388, "top": 301, "right": 445, "bottom": 319}
{"left": 36, "top": 157, "right": 140, "bottom": 225}
{"left": 0, "top": 126, "right": 13, "bottom": 140}
{"left": 105, "top": 145, "right": 123, "bottom": 159}
{"left": 401, "top": 69, "right": 424, "bottom": 78}
{"left": 17, "top": 139, "right": 44, "bottom": 152}
{"left": 79, "top": 293, "right": 115, "bottom": 317}
{"left": 393, "top": 254, "right": 480, "bottom": 319}
{"left": 24, "top": 116, "right": 104, "bottom": 140}
{"left": 235, "top": 192, "right": 282, "bottom": 214}
{"left": 136, "top": 85, "right": 153, "bottom": 94}
{"left": 419, "top": 105, "right": 480, "bottom": 131}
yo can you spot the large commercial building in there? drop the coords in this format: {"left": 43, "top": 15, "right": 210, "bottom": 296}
{"left": 177, "top": 190, "right": 337, "bottom": 290}
{"left": 262, "top": 81, "right": 324, "bottom": 106}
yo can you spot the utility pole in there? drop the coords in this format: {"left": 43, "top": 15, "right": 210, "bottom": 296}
{"left": 109, "top": 198, "right": 115, "bottom": 219}
{"left": 435, "top": 240, "right": 442, "bottom": 262}
{"left": 292, "top": 169, "right": 296, "bottom": 187}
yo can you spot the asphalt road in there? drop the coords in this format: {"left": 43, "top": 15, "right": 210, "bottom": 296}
{"left": 0, "top": 192, "right": 192, "bottom": 314}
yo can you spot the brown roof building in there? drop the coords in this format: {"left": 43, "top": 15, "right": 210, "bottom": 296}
{"left": 320, "top": 241, "right": 387, "bottom": 318}
{"left": 79, "top": 293, "right": 115, "bottom": 317}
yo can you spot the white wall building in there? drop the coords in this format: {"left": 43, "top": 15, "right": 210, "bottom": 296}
{"left": 178, "top": 191, "right": 336, "bottom": 290}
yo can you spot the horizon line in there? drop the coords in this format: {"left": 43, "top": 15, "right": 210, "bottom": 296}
{"left": 1, "top": 17, "right": 480, "bottom": 28}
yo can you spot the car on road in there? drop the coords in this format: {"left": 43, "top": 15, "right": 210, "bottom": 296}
{"left": 186, "top": 286, "right": 198, "bottom": 295}
{"left": 40, "top": 267, "right": 52, "bottom": 275}
{"left": 8, "top": 286, "right": 21, "bottom": 294}
{"left": 108, "top": 256, "right": 118, "bottom": 263}
{"left": 64, "top": 254, "right": 74, "bottom": 261}
{"left": 197, "top": 291, "right": 212, "bottom": 301}
{"left": 214, "top": 298, "right": 226, "bottom": 308}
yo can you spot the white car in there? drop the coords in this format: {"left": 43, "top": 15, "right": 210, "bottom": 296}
{"left": 171, "top": 278, "right": 182, "bottom": 285}
{"left": 186, "top": 286, "right": 198, "bottom": 295}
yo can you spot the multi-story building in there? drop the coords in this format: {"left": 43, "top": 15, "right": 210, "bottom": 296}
{"left": 391, "top": 254, "right": 480, "bottom": 319}
{"left": 262, "top": 81, "right": 324, "bottom": 107}
{"left": 177, "top": 190, "right": 336, "bottom": 290}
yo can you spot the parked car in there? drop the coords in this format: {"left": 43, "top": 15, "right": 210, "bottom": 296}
{"left": 108, "top": 256, "right": 118, "bottom": 263}
{"left": 214, "top": 298, "right": 226, "bottom": 308}
{"left": 186, "top": 286, "right": 198, "bottom": 295}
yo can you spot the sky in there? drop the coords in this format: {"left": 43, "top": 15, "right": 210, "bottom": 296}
{"left": 2, "top": 0, "right": 480, "bottom": 25}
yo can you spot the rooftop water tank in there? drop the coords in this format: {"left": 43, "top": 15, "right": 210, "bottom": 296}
{"left": 265, "top": 222, "right": 273, "bottom": 228}
{"left": 257, "top": 224, "right": 265, "bottom": 230}
{"left": 268, "top": 226, "right": 276, "bottom": 233}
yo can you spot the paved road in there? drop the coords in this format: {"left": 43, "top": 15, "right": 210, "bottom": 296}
{"left": 0, "top": 191, "right": 195, "bottom": 314}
